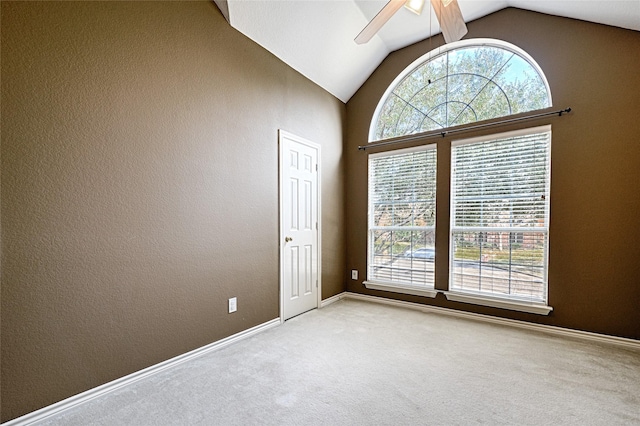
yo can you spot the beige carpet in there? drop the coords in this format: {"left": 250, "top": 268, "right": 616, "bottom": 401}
{"left": 35, "top": 298, "right": 640, "bottom": 425}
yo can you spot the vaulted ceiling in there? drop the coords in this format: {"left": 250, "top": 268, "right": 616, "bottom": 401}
{"left": 215, "top": 1, "right": 640, "bottom": 102}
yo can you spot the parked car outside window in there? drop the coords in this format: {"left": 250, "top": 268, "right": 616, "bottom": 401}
{"left": 404, "top": 248, "right": 435, "bottom": 259}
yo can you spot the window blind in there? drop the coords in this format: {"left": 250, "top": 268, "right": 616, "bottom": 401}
{"left": 368, "top": 145, "right": 437, "bottom": 288}
{"left": 450, "top": 126, "right": 551, "bottom": 303}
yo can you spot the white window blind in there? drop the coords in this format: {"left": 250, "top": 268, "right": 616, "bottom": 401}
{"left": 368, "top": 145, "right": 436, "bottom": 288}
{"left": 450, "top": 126, "right": 551, "bottom": 304}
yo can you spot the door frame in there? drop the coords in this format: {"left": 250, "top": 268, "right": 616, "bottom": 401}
{"left": 278, "top": 129, "right": 322, "bottom": 322}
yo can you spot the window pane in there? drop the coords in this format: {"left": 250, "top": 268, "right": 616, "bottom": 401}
{"left": 494, "top": 54, "right": 549, "bottom": 113}
{"left": 451, "top": 231, "right": 547, "bottom": 301}
{"left": 395, "top": 105, "right": 427, "bottom": 136}
{"left": 374, "top": 95, "right": 406, "bottom": 140}
{"left": 450, "top": 127, "right": 551, "bottom": 304}
{"left": 372, "top": 203, "right": 393, "bottom": 227}
{"left": 370, "top": 229, "right": 436, "bottom": 286}
{"left": 368, "top": 145, "right": 437, "bottom": 288}
{"left": 371, "top": 41, "right": 551, "bottom": 142}
{"left": 448, "top": 46, "right": 512, "bottom": 80}
{"left": 468, "top": 82, "right": 511, "bottom": 121}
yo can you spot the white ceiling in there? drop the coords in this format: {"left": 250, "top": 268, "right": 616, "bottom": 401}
{"left": 220, "top": 1, "right": 640, "bottom": 102}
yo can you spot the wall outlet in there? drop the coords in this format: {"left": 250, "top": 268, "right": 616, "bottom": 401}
{"left": 228, "top": 297, "right": 237, "bottom": 313}
{"left": 351, "top": 270, "right": 358, "bottom": 280}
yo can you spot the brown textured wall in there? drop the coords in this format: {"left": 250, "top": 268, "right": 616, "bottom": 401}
{"left": 346, "top": 9, "right": 640, "bottom": 339}
{"left": 1, "top": 1, "right": 345, "bottom": 421}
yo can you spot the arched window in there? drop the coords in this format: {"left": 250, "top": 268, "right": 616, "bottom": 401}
{"left": 370, "top": 39, "right": 551, "bottom": 142}
{"left": 366, "top": 39, "right": 554, "bottom": 313}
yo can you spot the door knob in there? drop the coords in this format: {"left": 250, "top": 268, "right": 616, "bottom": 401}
{"left": 285, "top": 237, "right": 293, "bottom": 242}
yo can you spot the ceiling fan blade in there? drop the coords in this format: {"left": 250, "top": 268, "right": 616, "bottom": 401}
{"left": 355, "top": 0, "right": 406, "bottom": 45}
{"left": 430, "top": 0, "right": 467, "bottom": 44}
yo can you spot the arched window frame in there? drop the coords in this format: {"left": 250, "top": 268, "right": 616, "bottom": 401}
{"left": 368, "top": 38, "right": 553, "bottom": 142}
{"left": 365, "top": 39, "right": 555, "bottom": 314}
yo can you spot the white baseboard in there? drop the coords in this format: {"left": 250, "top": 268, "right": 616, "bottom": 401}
{"left": 344, "top": 292, "right": 640, "bottom": 351}
{"left": 320, "top": 292, "right": 347, "bottom": 307}
{"left": 3, "top": 318, "right": 281, "bottom": 426}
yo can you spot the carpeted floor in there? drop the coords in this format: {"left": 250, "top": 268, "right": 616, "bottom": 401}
{"left": 36, "top": 298, "right": 640, "bottom": 425}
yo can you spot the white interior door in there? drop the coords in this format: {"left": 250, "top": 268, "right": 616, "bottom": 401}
{"left": 279, "top": 130, "right": 320, "bottom": 321}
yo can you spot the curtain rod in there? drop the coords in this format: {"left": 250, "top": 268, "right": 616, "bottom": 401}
{"left": 358, "top": 107, "right": 572, "bottom": 151}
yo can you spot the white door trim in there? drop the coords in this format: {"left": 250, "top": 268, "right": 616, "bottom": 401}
{"left": 278, "top": 130, "right": 321, "bottom": 322}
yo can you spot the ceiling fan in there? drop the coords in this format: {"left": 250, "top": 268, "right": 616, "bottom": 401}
{"left": 355, "top": 0, "right": 467, "bottom": 45}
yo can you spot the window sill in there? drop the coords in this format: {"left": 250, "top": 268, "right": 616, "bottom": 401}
{"left": 443, "top": 291, "right": 553, "bottom": 315}
{"left": 362, "top": 282, "right": 553, "bottom": 315}
{"left": 363, "top": 281, "right": 438, "bottom": 298}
